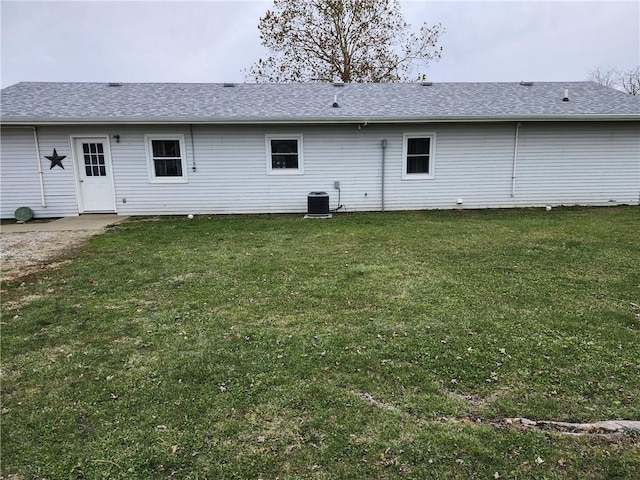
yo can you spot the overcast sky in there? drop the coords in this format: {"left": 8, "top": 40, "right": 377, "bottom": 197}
{"left": 1, "top": 0, "right": 638, "bottom": 88}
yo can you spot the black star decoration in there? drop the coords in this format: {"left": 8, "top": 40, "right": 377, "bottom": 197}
{"left": 46, "top": 148, "right": 66, "bottom": 169}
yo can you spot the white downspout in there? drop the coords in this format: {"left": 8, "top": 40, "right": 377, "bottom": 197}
{"left": 381, "top": 139, "right": 387, "bottom": 212}
{"left": 31, "top": 126, "right": 46, "bottom": 207}
{"left": 189, "top": 124, "right": 196, "bottom": 172}
{"left": 511, "top": 122, "right": 521, "bottom": 198}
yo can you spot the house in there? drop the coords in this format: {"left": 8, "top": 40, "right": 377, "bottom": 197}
{"left": 1, "top": 81, "right": 638, "bottom": 218}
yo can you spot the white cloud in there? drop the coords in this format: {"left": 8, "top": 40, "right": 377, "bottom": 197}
{"left": 1, "top": 0, "right": 638, "bottom": 87}
{"left": 404, "top": 1, "right": 640, "bottom": 82}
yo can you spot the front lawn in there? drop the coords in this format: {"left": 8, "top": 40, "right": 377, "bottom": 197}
{"left": 2, "top": 207, "right": 639, "bottom": 479}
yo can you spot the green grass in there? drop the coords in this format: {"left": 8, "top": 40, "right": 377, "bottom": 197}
{"left": 2, "top": 207, "right": 639, "bottom": 479}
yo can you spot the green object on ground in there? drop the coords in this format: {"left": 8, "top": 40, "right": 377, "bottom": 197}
{"left": 14, "top": 206, "right": 34, "bottom": 222}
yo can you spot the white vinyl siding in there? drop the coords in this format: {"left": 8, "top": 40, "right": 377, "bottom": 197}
{"left": 1, "top": 127, "right": 80, "bottom": 218}
{"left": 385, "top": 124, "right": 517, "bottom": 209}
{"left": 1, "top": 122, "right": 638, "bottom": 217}
{"left": 1, "top": 128, "right": 43, "bottom": 218}
{"left": 513, "top": 123, "right": 640, "bottom": 205}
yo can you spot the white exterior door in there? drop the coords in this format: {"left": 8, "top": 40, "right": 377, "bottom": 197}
{"left": 74, "top": 137, "right": 116, "bottom": 212}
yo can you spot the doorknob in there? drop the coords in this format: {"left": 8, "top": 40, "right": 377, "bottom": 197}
{"left": 80, "top": 179, "right": 84, "bottom": 183}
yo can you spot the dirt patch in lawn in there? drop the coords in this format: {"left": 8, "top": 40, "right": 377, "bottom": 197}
{"left": 0, "top": 231, "right": 99, "bottom": 281}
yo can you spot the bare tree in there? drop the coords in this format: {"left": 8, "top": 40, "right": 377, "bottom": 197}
{"left": 246, "top": 0, "right": 444, "bottom": 83}
{"left": 619, "top": 66, "right": 640, "bottom": 95}
{"left": 588, "top": 66, "right": 619, "bottom": 88}
{"left": 588, "top": 65, "right": 640, "bottom": 95}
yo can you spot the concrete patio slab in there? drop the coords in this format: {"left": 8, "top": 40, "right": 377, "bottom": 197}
{"left": 0, "top": 215, "right": 129, "bottom": 233}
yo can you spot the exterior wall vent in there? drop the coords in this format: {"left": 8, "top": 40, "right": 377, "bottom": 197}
{"left": 108, "top": 82, "right": 123, "bottom": 87}
{"left": 520, "top": 81, "right": 534, "bottom": 86}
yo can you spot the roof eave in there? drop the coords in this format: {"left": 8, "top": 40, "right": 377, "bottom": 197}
{"left": 2, "top": 114, "right": 639, "bottom": 126}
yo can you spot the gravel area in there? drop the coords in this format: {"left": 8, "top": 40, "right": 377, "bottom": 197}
{"left": 1, "top": 230, "right": 100, "bottom": 281}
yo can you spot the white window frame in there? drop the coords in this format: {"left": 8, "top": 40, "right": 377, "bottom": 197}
{"left": 402, "top": 132, "right": 436, "bottom": 180}
{"left": 265, "top": 134, "right": 304, "bottom": 175}
{"left": 144, "top": 134, "right": 189, "bottom": 183}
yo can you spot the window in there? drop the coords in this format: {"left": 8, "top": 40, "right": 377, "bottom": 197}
{"left": 145, "top": 135, "right": 188, "bottom": 183}
{"left": 402, "top": 133, "right": 435, "bottom": 179}
{"left": 266, "top": 135, "right": 304, "bottom": 174}
{"left": 82, "top": 142, "right": 107, "bottom": 177}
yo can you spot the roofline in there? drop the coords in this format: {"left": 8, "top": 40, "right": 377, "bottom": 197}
{"left": 2, "top": 114, "right": 639, "bottom": 126}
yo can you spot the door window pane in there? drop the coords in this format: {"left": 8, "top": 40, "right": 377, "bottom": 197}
{"left": 82, "top": 143, "right": 108, "bottom": 176}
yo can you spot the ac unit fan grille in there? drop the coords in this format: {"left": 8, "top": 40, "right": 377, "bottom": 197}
{"left": 307, "top": 192, "right": 329, "bottom": 215}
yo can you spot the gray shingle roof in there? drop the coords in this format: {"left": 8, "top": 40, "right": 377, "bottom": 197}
{"left": 1, "top": 81, "right": 638, "bottom": 124}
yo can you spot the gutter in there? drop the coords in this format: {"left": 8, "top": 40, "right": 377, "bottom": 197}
{"left": 2, "top": 114, "right": 639, "bottom": 126}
